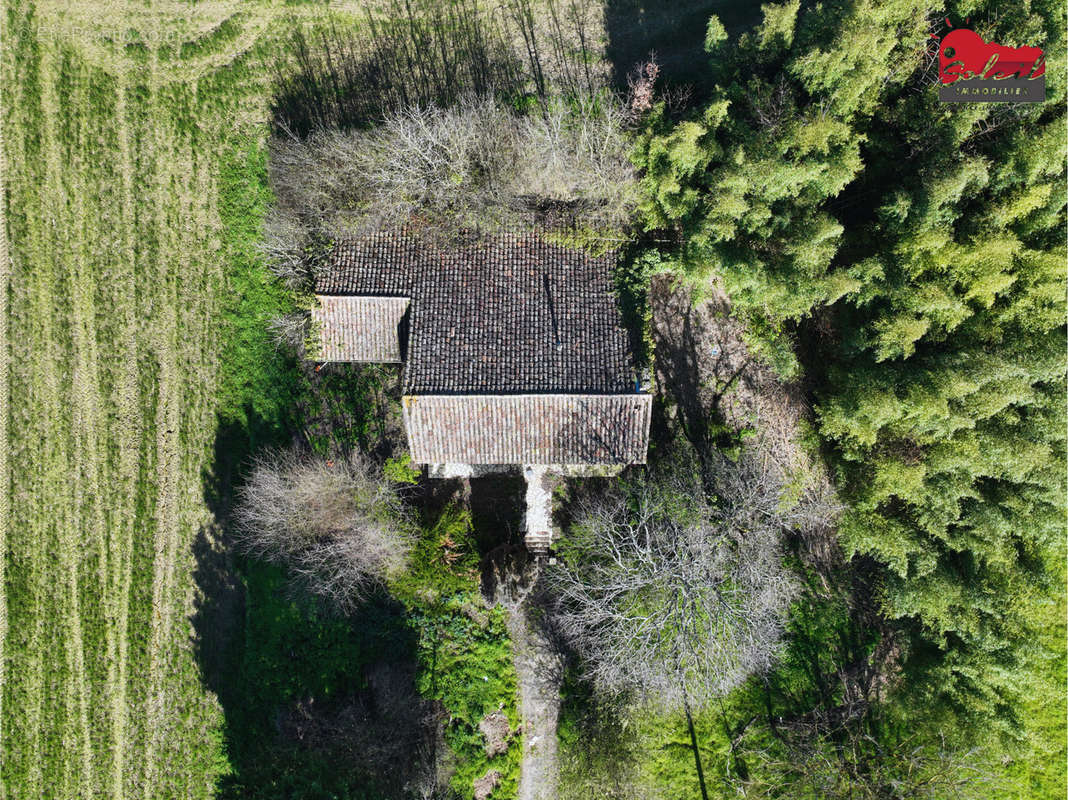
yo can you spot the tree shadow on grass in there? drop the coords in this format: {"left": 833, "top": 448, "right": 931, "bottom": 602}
{"left": 192, "top": 415, "right": 437, "bottom": 800}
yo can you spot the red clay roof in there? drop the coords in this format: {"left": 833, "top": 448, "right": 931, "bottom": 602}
{"left": 312, "top": 296, "right": 409, "bottom": 362}
{"left": 402, "top": 394, "right": 652, "bottom": 465}
{"left": 315, "top": 231, "right": 636, "bottom": 395}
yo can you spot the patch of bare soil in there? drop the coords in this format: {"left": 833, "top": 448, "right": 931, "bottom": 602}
{"left": 479, "top": 711, "right": 513, "bottom": 757}
{"left": 473, "top": 768, "right": 502, "bottom": 800}
{"left": 508, "top": 596, "right": 566, "bottom": 800}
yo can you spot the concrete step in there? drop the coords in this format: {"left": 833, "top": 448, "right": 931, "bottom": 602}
{"left": 525, "top": 529, "right": 553, "bottom": 555}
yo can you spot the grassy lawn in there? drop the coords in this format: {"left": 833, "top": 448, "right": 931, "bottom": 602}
{"left": 1, "top": 1, "right": 281, "bottom": 795}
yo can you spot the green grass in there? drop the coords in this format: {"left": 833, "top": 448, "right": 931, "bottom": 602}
{"left": 1002, "top": 557, "right": 1068, "bottom": 799}
{"left": 214, "top": 559, "right": 417, "bottom": 799}
{"left": 215, "top": 142, "right": 301, "bottom": 442}
{"left": 1, "top": 2, "right": 286, "bottom": 796}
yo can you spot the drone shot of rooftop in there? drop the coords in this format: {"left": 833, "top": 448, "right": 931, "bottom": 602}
{"left": 3, "top": 1, "right": 1064, "bottom": 799}
{"left": 312, "top": 231, "right": 651, "bottom": 468}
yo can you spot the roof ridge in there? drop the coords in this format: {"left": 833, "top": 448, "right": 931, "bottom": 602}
{"left": 317, "top": 230, "right": 636, "bottom": 395}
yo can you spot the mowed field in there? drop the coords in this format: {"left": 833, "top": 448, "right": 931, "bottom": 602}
{"left": 0, "top": 2, "right": 290, "bottom": 796}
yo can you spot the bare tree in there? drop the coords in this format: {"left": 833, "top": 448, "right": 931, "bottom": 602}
{"left": 259, "top": 208, "right": 315, "bottom": 291}
{"left": 626, "top": 58, "right": 660, "bottom": 120}
{"left": 233, "top": 449, "right": 415, "bottom": 611}
{"left": 547, "top": 441, "right": 834, "bottom": 799}
{"left": 271, "top": 0, "right": 608, "bottom": 138}
{"left": 264, "top": 93, "right": 637, "bottom": 278}
{"left": 267, "top": 311, "right": 311, "bottom": 355}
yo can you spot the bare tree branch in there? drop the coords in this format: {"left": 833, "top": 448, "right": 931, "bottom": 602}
{"left": 233, "top": 449, "right": 415, "bottom": 611}
{"left": 263, "top": 93, "right": 638, "bottom": 273}
{"left": 547, "top": 442, "right": 821, "bottom": 712}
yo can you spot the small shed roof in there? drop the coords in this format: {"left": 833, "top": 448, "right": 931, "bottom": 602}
{"left": 316, "top": 232, "right": 420, "bottom": 296}
{"left": 312, "top": 295, "right": 409, "bottom": 363}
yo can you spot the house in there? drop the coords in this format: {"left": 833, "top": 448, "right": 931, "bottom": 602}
{"left": 311, "top": 230, "right": 652, "bottom": 550}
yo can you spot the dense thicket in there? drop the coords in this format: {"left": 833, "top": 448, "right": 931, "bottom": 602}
{"left": 631, "top": 0, "right": 1066, "bottom": 744}
{"left": 265, "top": 0, "right": 634, "bottom": 285}
{"left": 267, "top": 95, "right": 636, "bottom": 271}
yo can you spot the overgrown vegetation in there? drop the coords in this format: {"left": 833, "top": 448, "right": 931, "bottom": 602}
{"left": 271, "top": 0, "right": 606, "bottom": 137}
{"left": 216, "top": 136, "right": 521, "bottom": 799}
{"left": 217, "top": 497, "right": 521, "bottom": 800}
{"left": 234, "top": 450, "right": 416, "bottom": 611}
{"left": 393, "top": 506, "right": 523, "bottom": 799}
{"left": 262, "top": 0, "right": 639, "bottom": 285}
{"left": 268, "top": 95, "right": 637, "bottom": 252}
{"left": 621, "top": 0, "right": 1066, "bottom": 796}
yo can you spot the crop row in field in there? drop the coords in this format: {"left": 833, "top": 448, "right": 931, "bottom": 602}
{"left": 1, "top": 2, "right": 284, "bottom": 796}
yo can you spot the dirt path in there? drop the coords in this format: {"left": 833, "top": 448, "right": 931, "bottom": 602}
{"left": 498, "top": 561, "right": 565, "bottom": 800}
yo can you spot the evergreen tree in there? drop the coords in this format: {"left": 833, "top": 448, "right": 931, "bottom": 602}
{"left": 632, "top": 0, "right": 1066, "bottom": 737}
{"left": 814, "top": 4, "right": 1066, "bottom": 732}
{"left": 633, "top": 0, "right": 931, "bottom": 373}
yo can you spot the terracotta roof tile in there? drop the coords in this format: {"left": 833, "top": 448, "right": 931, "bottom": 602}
{"left": 402, "top": 394, "right": 652, "bottom": 465}
{"left": 315, "top": 231, "right": 635, "bottom": 394}
{"left": 312, "top": 296, "right": 410, "bottom": 362}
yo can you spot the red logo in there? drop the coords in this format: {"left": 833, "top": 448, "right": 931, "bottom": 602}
{"left": 933, "top": 22, "right": 1045, "bottom": 102}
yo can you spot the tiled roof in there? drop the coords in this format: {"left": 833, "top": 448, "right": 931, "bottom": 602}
{"left": 316, "top": 234, "right": 421, "bottom": 295}
{"left": 312, "top": 296, "right": 409, "bottom": 362}
{"left": 314, "top": 231, "right": 636, "bottom": 394}
{"left": 402, "top": 394, "right": 652, "bottom": 465}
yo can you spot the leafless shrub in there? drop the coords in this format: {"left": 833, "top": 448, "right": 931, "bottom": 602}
{"left": 513, "top": 98, "right": 636, "bottom": 227}
{"left": 265, "top": 94, "right": 637, "bottom": 261}
{"left": 750, "top": 74, "right": 793, "bottom": 130}
{"left": 259, "top": 208, "right": 314, "bottom": 289}
{"left": 548, "top": 443, "right": 806, "bottom": 712}
{"left": 626, "top": 58, "right": 660, "bottom": 120}
{"left": 267, "top": 311, "right": 311, "bottom": 355}
{"left": 233, "top": 449, "right": 415, "bottom": 611}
